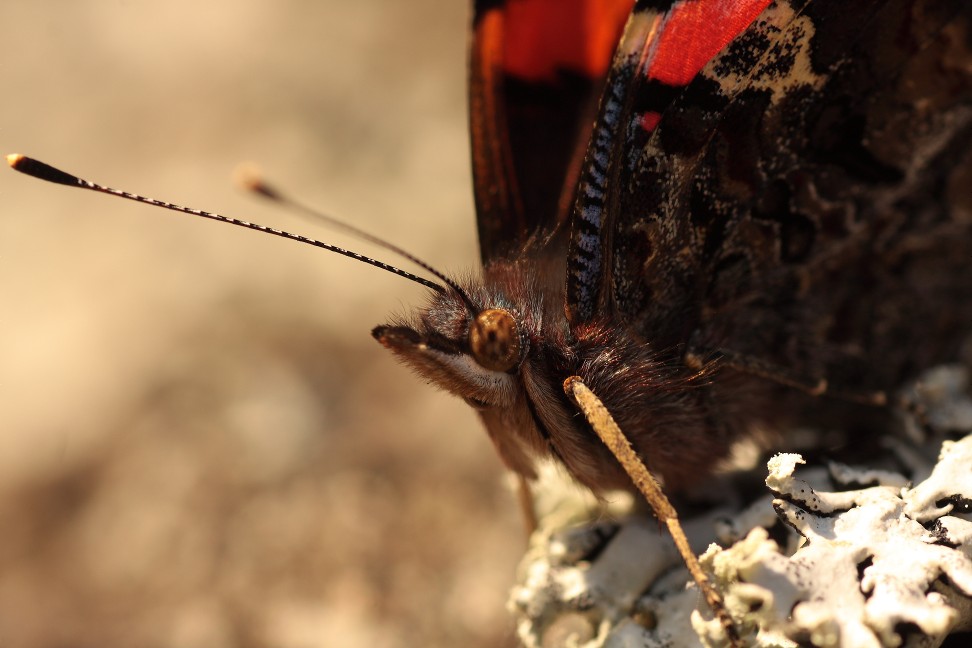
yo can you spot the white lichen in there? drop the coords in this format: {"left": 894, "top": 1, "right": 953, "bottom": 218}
{"left": 511, "top": 366, "right": 972, "bottom": 648}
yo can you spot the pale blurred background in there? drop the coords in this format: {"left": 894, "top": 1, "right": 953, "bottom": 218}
{"left": 0, "top": 2, "right": 522, "bottom": 647}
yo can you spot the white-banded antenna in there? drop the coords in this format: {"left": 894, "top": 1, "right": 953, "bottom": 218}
{"left": 7, "top": 154, "right": 448, "bottom": 294}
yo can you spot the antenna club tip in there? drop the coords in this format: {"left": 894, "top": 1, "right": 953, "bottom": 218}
{"left": 234, "top": 162, "right": 279, "bottom": 199}
{"left": 4, "top": 154, "right": 81, "bottom": 186}
{"left": 233, "top": 162, "right": 262, "bottom": 189}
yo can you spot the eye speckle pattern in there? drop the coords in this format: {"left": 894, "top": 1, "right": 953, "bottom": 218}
{"left": 469, "top": 308, "right": 522, "bottom": 372}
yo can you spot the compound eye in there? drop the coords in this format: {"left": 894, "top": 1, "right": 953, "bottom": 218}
{"left": 468, "top": 308, "right": 522, "bottom": 372}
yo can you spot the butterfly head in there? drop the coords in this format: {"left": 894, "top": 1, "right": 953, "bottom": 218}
{"left": 370, "top": 276, "right": 563, "bottom": 479}
{"left": 371, "top": 279, "right": 538, "bottom": 412}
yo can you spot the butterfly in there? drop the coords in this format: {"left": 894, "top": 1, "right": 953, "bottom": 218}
{"left": 372, "top": 2, "right": 972, "bottom": 635}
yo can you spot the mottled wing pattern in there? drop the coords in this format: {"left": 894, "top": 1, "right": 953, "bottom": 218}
{"left": 566, "top": 0, "right": 775, "bottom": 329}
{"left": 570, "top": 0, "right": 972, "bottom": 390}
{"left": 469, "top": 0, "right": 633, "bottom": 262}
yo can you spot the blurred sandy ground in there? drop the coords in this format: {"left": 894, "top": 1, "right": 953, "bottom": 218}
{"left": 0, "top": 2, "right": 522, "bottom": 647}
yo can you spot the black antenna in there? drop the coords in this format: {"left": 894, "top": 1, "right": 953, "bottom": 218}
{"left": 238, "top": 166, "right": 480, "bottom": 314}
{"left": 6, "top": 154, "right": 446, "bottom": 294}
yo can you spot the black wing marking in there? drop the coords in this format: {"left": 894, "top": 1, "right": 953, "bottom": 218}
{"left": 469, "top": 0, "right": 632, "bottom": 263}
{"left": 568, "top": 0, "right": 972, "bottom": 391}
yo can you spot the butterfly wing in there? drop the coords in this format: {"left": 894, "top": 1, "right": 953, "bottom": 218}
{"left": 469, "top": 0, "right": 633, "bottom": 262}
{"left": 566, "top": 0, "right": 787, "bottom": 332}
{"left": 567, "top": 0, "right": 972, "bottom": 388}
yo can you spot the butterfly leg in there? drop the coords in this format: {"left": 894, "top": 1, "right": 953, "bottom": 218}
{"left": 685, "top": 345, "right": 888, "bottom": 407}
{"left": 515, "top": 473, "right": 539, "bottom": 537}
{"left": 563, "top": 376, "right": 741, "bottom": 648}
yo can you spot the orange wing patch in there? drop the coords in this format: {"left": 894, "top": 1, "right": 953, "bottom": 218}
{"left": 492, "top": 0, "right": 635, "bottom": 82}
